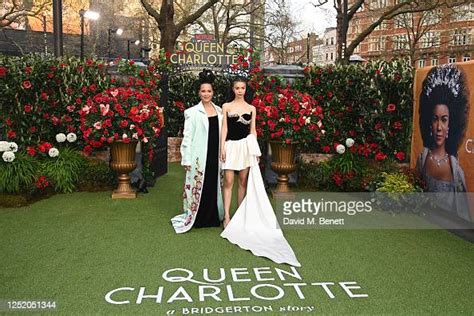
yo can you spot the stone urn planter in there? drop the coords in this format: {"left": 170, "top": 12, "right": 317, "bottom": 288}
{"left": 270, "top": 140, "right": 298, "bottom": 193}
{"left": 110, "top": 140, "right": 138, "bottom": 199}
{"left": 168, "top": 137, "right": 183, "bottom": 163}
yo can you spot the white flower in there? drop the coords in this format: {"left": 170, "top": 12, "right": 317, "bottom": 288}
{"left": 122, "top": 133, "right": 128, "bottom": 139}
{"left": 56, "top": 133, "right": 66, "bottom": 143}
{"left": 336, "top": 144, "right": 346, "bottom": 154}
{"left": 130, "top": 124, "right": 136, "bottom": 130}
{"left": 67, "top": 133, "right": 77, "bottom": 143}
{"left": 0, "top": 141, "right": 9, "bottom": 152}
{"left": 321, "top": 129, "right": 326, "bottom": 135}
{"left": 48, "top": 148, "right": 59, "bottom": 158}
{"left": 132, "top": 133, "right": 138, "bottom": 139}
{"left": 279, "top": 118, "right": 285, "bottom": 122}
{"left": 317, "top": 120, "right": 323, "bottom": 128}
{"left": 2, "top": 151, "right": 15, "bottom": 162}
{"left": 142, "top": 137, "right": 149, "bottom": 143}
{"left": 7, "top": 142, "right": 18, "bottom": 152}
{"left": 345, "top": 138, "right": 355, "bottom": 148}
{"left": 305, "top": 117, "right": 311, "bottom": 125}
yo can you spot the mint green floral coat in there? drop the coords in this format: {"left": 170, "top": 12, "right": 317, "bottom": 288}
{"left": 171, "top": 102, "right": 224, "bottom": 233}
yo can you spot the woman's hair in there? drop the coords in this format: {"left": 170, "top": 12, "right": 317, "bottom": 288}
{"left": 197, "top": 69, "right": 215, "bottom": 90}
{"left": 227, "top": 76, "right": 254, "bottom": 103}
{"left": 419, "top": 64, "right": 469, "bottom": 156}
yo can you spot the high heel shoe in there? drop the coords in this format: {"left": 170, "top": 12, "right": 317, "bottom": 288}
{"left": 223, "top": 217, "right": 230, "bottom": 229}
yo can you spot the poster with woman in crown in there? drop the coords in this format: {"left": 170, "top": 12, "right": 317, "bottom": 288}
{"left": 411, "top": 62, "right": 474, "bottom": 222}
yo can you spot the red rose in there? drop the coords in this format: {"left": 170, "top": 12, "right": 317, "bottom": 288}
{"left": 332, "top": 172, "right": 344, "bottom": 186}
{"left": 7, "top": 130, "right": 16, "bottom": 139}
{"left": 38, "top": 144, "right": 46, "bottom": 153}
{"left": 27, "top": 146, "right": 36, "bottom": 156}
{"left": 386, "top": 104, "right": 396, "bottom": 112}
{"left": 395, "top": 151, "right": 405, "bottom": 161}
{"left": 393, "top": 121, "right": 402, "bottom": 130}
{"left": 322, "top": 145, "right": 331, "bottom": 153}
{"left": 24, "top": 104, "right": 32, "bottom": 113}
{"left": 119, "top": 120, "right": 129, "bottom": 128}
{"left": 6, "top": 118, "right": 12, "bottom": 126}
{"left": 22, "top": 80, "right": 32, "bottom": 89}
{"left": 25, "top": 66, "right": 32, "bottom": 74}
{"left": 29, "top": 126, "right": 37, "bottom": 133}
{"left": 0, "top": 66, "right": 7, "bottom": 77}
{"left": 43, "top": 142, "right": 52, "bottom": 151}
{"left": 375, "top": 152, "right": 387, "bottom": 161}
{"left": 375, "top": 122, "right": 383, "bottom": 130}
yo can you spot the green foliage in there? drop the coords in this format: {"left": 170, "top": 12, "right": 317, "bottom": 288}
{"left": 77, "top": 157, "right": 117, "bottom": 191}
{"left": 297, "top": 59, "right": 413, "bottom": 161}
{"left": 0, "top": 153, "right": 37, "bottom": 194}
{"left": 40, "top": 148, "right": 85, "bottom": 193}
{"left": 375, "top": 172, "right": 416, "bottom": 193}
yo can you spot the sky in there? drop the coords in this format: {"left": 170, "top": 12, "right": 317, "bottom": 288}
{"left": 287, "top": 0, "right": 336, "bottom": 36}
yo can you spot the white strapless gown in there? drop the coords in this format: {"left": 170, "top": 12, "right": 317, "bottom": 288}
{"left": 221, "top": 135, "right": 301, "bottom": 267}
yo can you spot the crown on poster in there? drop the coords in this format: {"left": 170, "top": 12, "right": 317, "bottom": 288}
{"left": 424, "top": 64, "right": 462, "bottom": 98}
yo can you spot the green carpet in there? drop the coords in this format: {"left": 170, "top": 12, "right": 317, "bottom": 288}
{"left": 1, "top": 163, "right": 473, "bottom": 315}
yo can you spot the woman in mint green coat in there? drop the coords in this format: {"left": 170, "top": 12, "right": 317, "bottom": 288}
{"left": 171, "top": 70, "right": 224, "bottom": 233}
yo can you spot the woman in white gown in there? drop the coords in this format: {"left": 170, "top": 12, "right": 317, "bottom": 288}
{"left": 220, "top": 78, "right": 300, "bottom": 267}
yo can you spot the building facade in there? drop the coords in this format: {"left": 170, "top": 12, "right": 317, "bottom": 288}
{"left": 347, "top": 1, "right": 474, "bottom": 67}
{"left": 312, "top": 27, "right": 337, "bottom": 66}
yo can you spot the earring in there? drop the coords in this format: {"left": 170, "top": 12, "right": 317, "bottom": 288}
{"left": 446, "top": 129, "right": 449, "bottom": 139}
{"left": 430, "top": 130, "right": 432, "bottom": 137}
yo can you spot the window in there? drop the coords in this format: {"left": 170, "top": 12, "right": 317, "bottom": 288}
{"left": 463, "top": 55, "right": 471, "bottom": 62}
{"left": 376, "top": 22, "right": 388, "bottom": 31}
{"left": 431, "top": 58, "right": 439, "bottom": 66}
{"left": 393, "top": 34, "right": 409, "bottom": 50}
{"left": 418, "top": 59, "right": 425, "bottom": 68}
{"left": 421, "top": 32, "right": 440, "bottom": 48}
{"left": 395, "top": 14, "right": 413, "bottom": 28}
{"left": 330, "top": 52, "right": 334, "bottom": 60}
{"left": 326, "top": 38, "right": 329, "bottom": 45}
{"left": 423, "top": 9, "right": 442, "bottom": 26}
{"left": 326, "top": 53, "right": 328, "bottom": 61}
{"left": 448, "top": 56, "right": 457, "bottom": 63}
{"left": 451, "top": 29, "right": 472, "bottom": 46}
{"left": 330, "top": 37, "right": 334, "bottom": 45}
{"left": 451, "top": 3, "right": 474, "bottom": 22}
{"left": 354, "top": 45, "right": 361, "bottom": 53}
{"left": 368, "top": 36, "right": 386, "bottom": 52}
{"left": 371, "top": 0, "right": 387, "bottom": 9}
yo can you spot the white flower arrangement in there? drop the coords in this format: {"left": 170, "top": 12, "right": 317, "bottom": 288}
{"left": 122, "top": 133, "right": 128, "bottom": 140}
{"left": 345, "top": 138, "right": 355, "bottom": 148}
{"left": 0, "top": 141, "right": 8, "bottom": 152}
{"left": 2, "top": 151, "right": 15, "bottom": 162}
{"left": 336, "top": 144, "right": 346, "bottom": 154}
{"left": 56, "top": 133, "right": 67, "bottom": 143}
{"left": 7, "top": 142, "right": 18, "bottom": 152}
{"left": 66, "top": 133, "right": 77, "bottom": 143}
{"left": 48, "top": 148, "right": 59, "bottom": 158}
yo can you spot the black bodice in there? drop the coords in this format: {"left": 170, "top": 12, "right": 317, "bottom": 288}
{"left": 226, "top": 112, "right": 251, "bottom": 141}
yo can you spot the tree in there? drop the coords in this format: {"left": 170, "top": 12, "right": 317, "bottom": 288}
{"left": 265, "top": 0, "right": 300, "bottom": 64}
{"left": 313, "top": 0, "right": 472, "bottom": 63}
{"left": 139, "top": 0, "right": 219, "bottom": 52}
{"left": 192, "top": 0, "right": 265, "bottom": 50}
{"left": 0, "top": 0, "right": 51, "bottom": 30}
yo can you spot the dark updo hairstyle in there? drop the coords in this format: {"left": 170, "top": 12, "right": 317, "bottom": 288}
{"left": 197, "top": 69, "right": 215, "bottom": 91}
{"left": 227, "top": 76, "right": 254, "bottom": 104}
{"left": 419, "top": 64, "right": 469, "bottom": 156}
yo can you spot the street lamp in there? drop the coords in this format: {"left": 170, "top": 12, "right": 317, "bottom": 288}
{"left": 79, "top": 9, "right": 100, "bottom": 60}
{"left": 127, "top": 39, "right": 140, "bottom": 60}
{"left": 107, "top": 28, "right": 123, "bottom": 59}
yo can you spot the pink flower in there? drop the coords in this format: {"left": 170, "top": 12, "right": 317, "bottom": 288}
{"left": 93, "top": 122, "right": 102, "bottom": 130}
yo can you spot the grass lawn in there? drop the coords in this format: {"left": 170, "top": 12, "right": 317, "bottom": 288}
{"left": 1, "top": 163, "right": 473, "bottom": 315}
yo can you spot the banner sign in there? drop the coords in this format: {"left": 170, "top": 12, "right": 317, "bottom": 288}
{"left": 170, "top": 35, "right": 240, "bottom": 71}
{"left": 410, "top": 61, "right": 474, "bottom": 221}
